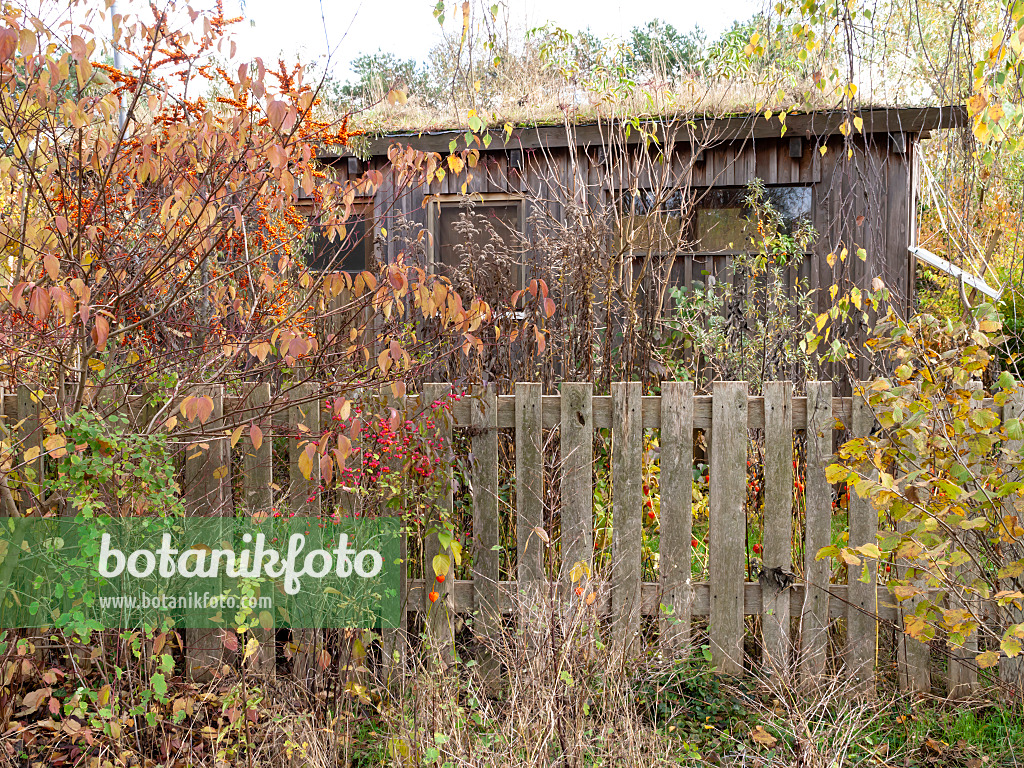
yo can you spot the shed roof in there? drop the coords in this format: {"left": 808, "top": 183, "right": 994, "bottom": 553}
{"left": 324, "top": 105, "right": 966, "bottom": 160}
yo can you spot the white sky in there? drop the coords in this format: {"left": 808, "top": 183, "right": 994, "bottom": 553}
{"left": 221, "top": 0, "right": 764, "bottom": 80}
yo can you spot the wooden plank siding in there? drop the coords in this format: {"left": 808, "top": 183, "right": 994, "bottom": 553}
{"left": 321, "top": 116, "right": 932, "bottom": 377}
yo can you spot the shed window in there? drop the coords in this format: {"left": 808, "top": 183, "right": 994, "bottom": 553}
{"left": 695, "top": 187, "right": 811, "bottom": 252}
{"left": 432, "top": 198, "right": 525, "bottom": 293}
{"left": 619, "top": 185, "right": 812, "bottom": 254}
{"left": 306, "top": 203, "right": 373, "bottom": 273}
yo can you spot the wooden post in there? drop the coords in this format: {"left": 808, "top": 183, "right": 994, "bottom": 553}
{"left": 846, "top": 383, "right": 878, "bottom": 691}
{"left": 559, "top": 382, "right": 593, "bottom": 591}
{"left": 949, "top": 381, "right": 983, "bottom": 697}
{"left": 611, "top": 382, "right": 643, "bottom": 660}
{"left": 472, "top": 384, "right": 500, "bottom": 692}
{"left": 708, "top": 381, "right": 746, "bottom": 675}
{"left": 516, "top": 382, "right": 545, "bottom": 648}
{"left": 288, "top": 382, "right": 321, "bottom": 516}
{"left": 423, "top": 383, "right": 454, "bottom": 665}
{"left": 240, "top": 382, "right": 274, "bottom": 675}
{"left": 659, "top": 381, "right": 693, "bottom": 659}
{"left": 16, "top": 385, "right": 42, "bottom": 515}
{"left": 800, "top": 381, "right": 832, "bottom": 683}
{"left": 896, "top": 386, "right": 931, "bottom": 695}
{"left": 761, "top": 381, "right": 793, "bottom": 676}
{"left": 1000, "top": 388, "right": 1024, "bottom": 698}
{"left": 382, "top": 385, "right": 409, "bottom": 685}
{"left": 289, "top": 381, "right": 323, "bottom": 687}
{"left": 184, "top": 384, "right": 230, "bottom": 681}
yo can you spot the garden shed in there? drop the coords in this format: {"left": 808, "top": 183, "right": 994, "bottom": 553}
{"left": 314, "top": 106, "right": 964, "bottom": 317}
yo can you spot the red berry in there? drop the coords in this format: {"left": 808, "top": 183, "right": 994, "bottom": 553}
{"left": 648, "top": 510, "right": 656, "bottom": 521}
{"left": 885, "top": 565, "right": 892, "bottom": 573}
{"left": 753, "top": 543, "right": 762, "bottom": 555}
{"left": 691, "top": 538, "right": 699, "bottom": 547}
{"left": 643, "top": 485, "right": 650, "bottom": 494}
{"left": 645, "top": 499, "right": 653, "bottom": 508}
{"left": 428, "top": 590, "right": 439, "bottom": 603}
{"left": 436, "top": 573, "right": 445, "bottom": 583}
{"left": 575, "top": 586, "right": 584, "bottom": 597}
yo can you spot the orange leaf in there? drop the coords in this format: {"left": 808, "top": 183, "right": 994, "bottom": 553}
{"left": 249, "top": 424, "right": 263, "bottom": 451}
{"left": 196, "top": 396, "right": 214, "bottom": 425}
{"left": 43, "top": 254, "right": 59, "bottom": 281}
{"left": 91, "top": 315, "right": 109, "bottom": 350}
{"left": 29, "top": 286, "right": 50, "bottom": 320}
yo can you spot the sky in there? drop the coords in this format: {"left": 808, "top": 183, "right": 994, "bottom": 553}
{"left": 221, "top": 0, "right": 764, "bottom": 80}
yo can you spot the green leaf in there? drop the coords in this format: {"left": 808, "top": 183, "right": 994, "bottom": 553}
{"left": 151, "top": 673, "right": 167, "bottom": 697}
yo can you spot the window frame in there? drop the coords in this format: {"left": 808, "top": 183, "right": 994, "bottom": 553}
{"left": 302, "top": 197, "right": 375, "bottom": 274}
{"left": 426, "top": 193, "right": 528, "bottom": 290}
{"left": 616, "top": 184, "right": 815, "bottom": 258}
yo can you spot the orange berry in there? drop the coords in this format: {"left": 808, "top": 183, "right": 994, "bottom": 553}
{"left": 575, "top": 586, "right": 584, "bottom": 597}
{"left": 428, "top": 590, "right": 439, "bottom": 603}
{"left": 436, "top": 573, "right": 445, "bottom": 583}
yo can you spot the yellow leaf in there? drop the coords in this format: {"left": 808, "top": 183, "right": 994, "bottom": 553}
{"left": 230, "top": 425, "right": 244, "bottom": 448}
{"left": 751, "top": 725, "right": 777, "bottom": 748}
{"left": 853, "top": 116, "right": 864, "bottom": 133}
{"left": 569, "top": 560, "right": 591, "bottom": 584}
{"left": 23, "top": 446, "right": 40, "bottom": 463}
{"left": 976, "top": 650, "right": 1000, "bottom": 668}
{"left": 298, "top": 446, "right": 314, "bottom": 480}
{"left": 43, "top": 434, "right": 66, "bottom": 457}
{"left": 243, "top": 636, "right": 260, "bottom": 663}
{"left": 968, "top": 92, "right": 988, "bottom": 115}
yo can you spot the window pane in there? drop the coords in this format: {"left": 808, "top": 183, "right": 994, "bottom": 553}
{"left": 694, "top": 186, "right": 811, "bottom": 252}
{"left": 437, "top": 202, "right": 523, "bottom": 291}
{"left": 764, "top": 186, "right": 812, "bottom": 231}
{"left": 616, "top": 190, "right": 688, "bottom": 252}
{"left": 307, "top": 215, "right": 369, "bottom": 272}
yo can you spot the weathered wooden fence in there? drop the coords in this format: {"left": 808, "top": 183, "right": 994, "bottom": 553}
{"left": 5, "top": 380, "right": 1022, "bottom": 695}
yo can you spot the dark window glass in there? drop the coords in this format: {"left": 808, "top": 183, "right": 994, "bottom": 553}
{"left": 617, "top": 186, "right": 812, "bottom": 254}
{"left": 617, "top": 189, "right": 689, "bottom": 252}
{"left": 694, "top": 187, "right": 811, "bottom": 252}
{"left": 307, "top": 213, "right": 370, "bottom": 272}
{"left": 436, "top": 201, "right": 524, "bottom": 292}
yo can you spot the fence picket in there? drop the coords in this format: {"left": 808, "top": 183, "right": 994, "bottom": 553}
{"left": 1000, "top": 388, "right": 1024, "bottom": 696}
{"left": 382, "top": 385, "right": 409, "bottom": 685}
{"left": 289, "top": 381, "right": 323, "bottom": 687}
{"left": 241, "top": 382, "right": 274, "bottom": 675}
{"left": 472, "top": 384, "right": 500, "bottom": 691}
{"left": 659, "top": 381, "right": 694, "bottom": 658}
{"left": 242, "top": 382, "right": 273, "bottom": 515}
{"left": 515, "top": 382, "right": 545, "bottom": 629}
{"left": 423, "top": 383, "right": 455, "bottom": 664}
{"left": 183, "top": 384, "right": 229, "bottom": 681}
{"left": 800, "top": 381, "right": 832, "bottom": 682}
{"left": 949, "top": 380, "right": 982, "bottom": 697}
{"left": 846, "top": 383, "right": 878, "bottom": 690}
{"left": 709, "top": 381, "right": 746, "bottom": 675}
{"left": 762, "top": 381, "right": 793, "bottom": 675}
{"left": 559, "top": 382, "right": 593, "bottom": 591}
{"left": 16, "top": 385, "right": 42, "bottom": 515}
{"left": 896, "top": 385, "right": 931, "bottom": 694}
{"left": 611, "top": 382, "right": 643, "bottom": 659}
{"left": 288, "top": 382, "right": 321, "bottom": 515}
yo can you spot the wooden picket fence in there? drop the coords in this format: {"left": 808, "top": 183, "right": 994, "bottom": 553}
{"left": 5, "top": 380, "right": 1023, "bottom": 695}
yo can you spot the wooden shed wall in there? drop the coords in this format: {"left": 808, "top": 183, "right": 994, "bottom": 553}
{"left": 327, "top": 131, "right": 915, "bottom": 318}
